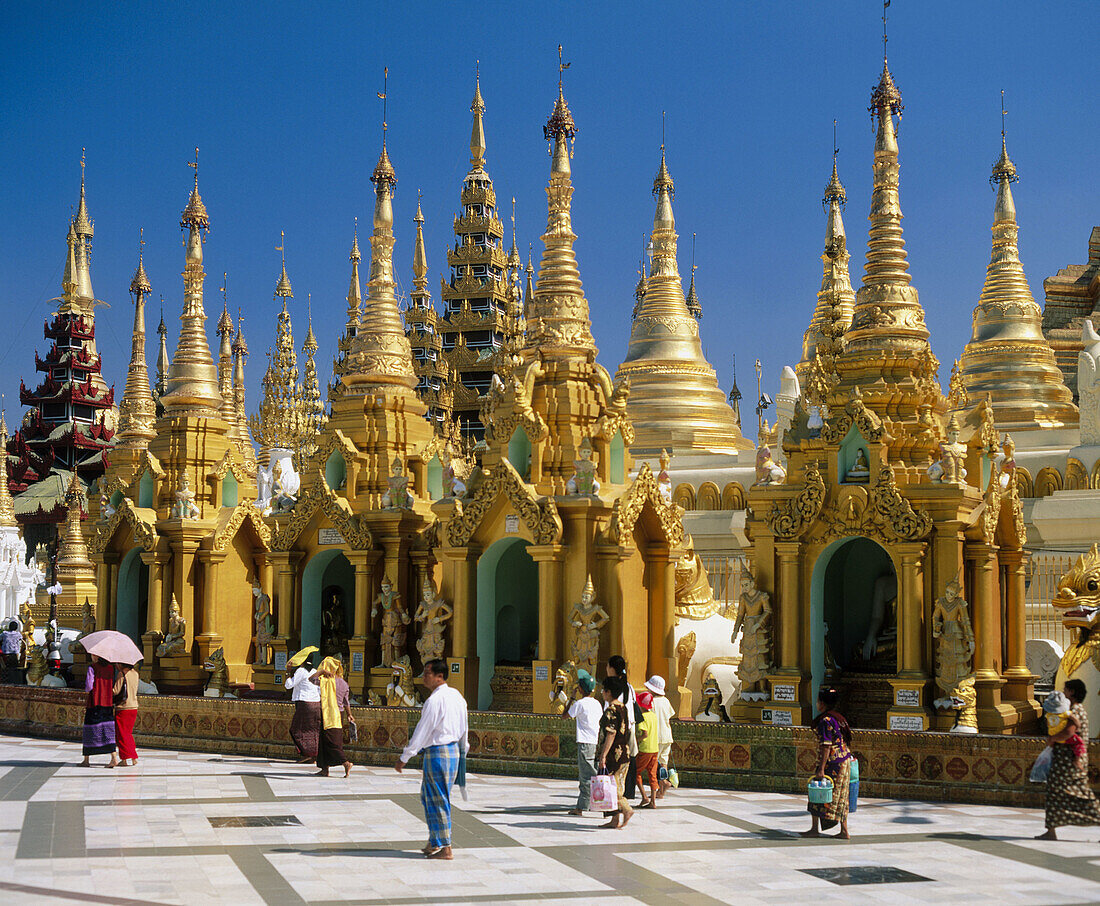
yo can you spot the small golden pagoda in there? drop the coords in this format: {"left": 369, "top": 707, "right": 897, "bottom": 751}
{"left": 431, "top": 57, "right": 684, "bottom": 710}
{"left": 747, "top": 47, "right": 1036, "bottom": 734}
{"left": 90, "top": 157, "right": 265, "bottom": 689}
{"left": 53, "top": 472, "right": 97, "bottom": 619}
{"left": 615, "top": 148, "right": 751, "bottom": 456}
{"left": 797, "top": 149, "right": 855, "bottom": 386}
{"left": 956, "top": 117, "right": 1077, "bottom": 435}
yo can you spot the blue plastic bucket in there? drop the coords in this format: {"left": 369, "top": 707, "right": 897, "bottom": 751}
{"left": 849, "top": 758, "right": 859, "bottom": 813}
{"left": 807, "top": 778, "right": 834, "bottom": 804}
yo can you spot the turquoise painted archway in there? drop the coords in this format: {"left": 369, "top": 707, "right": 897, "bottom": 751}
{"left": 475, "top": 537, "right": 539, "bottom": 709}
{"left": 301, "top": 550, "right": 354, "bottom": 652}
{"left": 809, "top": 536, "right": 895, "bottom": 706}
{"left": 115, "top": 547, "right": 148, "bottom": 647}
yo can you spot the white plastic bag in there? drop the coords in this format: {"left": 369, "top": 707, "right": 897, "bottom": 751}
{"left": 589, "top": 774, "right": 618, "bottom": 809}
{"left": 1029, "top": 747, "right": 1053, "bottom": 783}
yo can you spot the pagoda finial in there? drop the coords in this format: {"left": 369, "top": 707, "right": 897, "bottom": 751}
{"left": 413, "top": 191, "right": 428, "bottom": 292}
{"left": 71, "top": 150, "right": 95, "bottom": 304}
{"left": 470, "top": 61, "right": 486, "bottom": 170}
{"left": 304, "top": 293, "right": 317, "bottom": 352}
{"left": 991, "top": 89, "right": 1018, "bottom": 191}
{"left": 685, "top": 232, "right": 702, "bottom": 319}
{"left": 162, "top": 153, "right": 222, "bottom": 417}
{"left": 529, "top": 47, "right": 594, "bottom": 358}
{"left": 508, "top": 196, "right": 521, "bottom": 267}
{"left": 274, "top": 231, "right": 293, "bottom": 303}
{"left": 74, "top": 148, "right": 93, "bottom": 239}
{"left": 345, "top": 219, "right": 363, "bottom": 338}
{"left": 0, "top": 400, "right": 15, "bottom": 527}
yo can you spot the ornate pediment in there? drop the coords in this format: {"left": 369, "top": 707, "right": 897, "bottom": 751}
{"left": 765, "top": 462, "right": 826, "bottom": 539}
{"left": 212, "top": 503, "right": 272, "bottom": 552}
{"left": 89, "top": 497, "right": 158, "bottom": 554}
{"left": 605, "top": 463, "right": 685, "bottom": 548}
{"left": 445, "top": 459, "right": 561, "bottom": 547}
{"left": 101, "top": 448, "right": 165, "bottom": 497}
{"left": 271, "top": 469, "right": 373, "bottom": 551}
{"left": 817, "top": 465, "right": 932, "bottom": 545}
{"left": 208, "top": 449, "right": 253, "bottom": 484}
{"left": 485, "top": 360, "right": 549, "bottom": 447}
{"left": 821, "top": 388, "right": 886, "bottom": 445}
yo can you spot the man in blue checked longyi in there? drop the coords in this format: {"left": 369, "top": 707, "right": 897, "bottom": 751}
{"left": 396, "top": 657, "right": 470, "bottom": 860}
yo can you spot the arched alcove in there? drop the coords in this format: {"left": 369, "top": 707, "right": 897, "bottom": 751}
{"left": 115, "top": 547, "right": 148, "bottom": 647}
{"left": 325, "top": 450, "right": 347, "bottom": 492}
{"left": 221, "top": 473, "right": 239, "bottom": 507}
{"left": 137, "top": 470, "right": 154, "bottom": 508}
{"left": 609, "top": 431, "right": 625, "bottom": 484}
{"left": 426, "top": 455, "right": 444, "bottom": 500}
{"left": 475, "top": 537, "right": 538, "bottom": 709}
{"left": 301, "top": 550, "right": 354, "bottom": 653}
{"left": 506, "top": 428, "right": 531, "bottom": 481}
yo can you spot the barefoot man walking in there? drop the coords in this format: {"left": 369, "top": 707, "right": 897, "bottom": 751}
{"left": 395, "top": 658, "right": 469, "bottom": 860}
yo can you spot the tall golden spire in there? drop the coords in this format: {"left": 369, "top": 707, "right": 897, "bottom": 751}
{"left": 956, "top": 93, "right": 1077, "bottom": 432}
{"left": 72, "top": 149, "right": 95, "bottom": 306}
{"left": 685, "top": 233, "right": 702, "bottom": 319}
{"left": 344, "top": 219, "right": 362, "bottom": 339}
{"left": 832, "top": 23, "right": 942, "bottom": 463}
{"left": 798, "top": 131, "right": 855, "bottom": 384}
{"left": 413, "top": 196, "right": 428, "bottom": 297}
{"left": 61, "top": 220, "right": 79, "bottom": 304}
{"left": 470, "top": 61, "right": 486, "bottom": 170}
{"left": 250, "top": 244, "right": 305, "bottom": 451}
{"left": 161, "top": 149, "right": 224, "bottom": 419}
{"left": 231, "top": 310, "right": 250, "bottom": 446}
{"left": 527, "top": 46, "right": 596, "bottom": 359}
{"left": 155, "top": 303, "right": 170, "bottom": 400}
{"left": 0, "top": 411, "right": 16, "bottom": 527}
{"left": 116, "top": 231, "right": 157, "bottom": 446}
{"left": 216, "top": 274, "right": 239, "bottom": 437}
{"left": 339, "top": 70, "right": 418, "bottom": 392}
{"left": 616, "top": 140, "right": 750, "bottom": 453}
{"left": 524, "top": 244, "right": 534, "bottom": 315}
{"left": 301, "top": 294, "right": 325, "bottom": 440}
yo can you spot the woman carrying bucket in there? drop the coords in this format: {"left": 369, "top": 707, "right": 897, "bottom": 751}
{"left": 801, "top": 687, "right": 853, "bottom": 839}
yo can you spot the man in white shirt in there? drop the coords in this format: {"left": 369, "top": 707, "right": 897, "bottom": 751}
{"left": 396, "top": 658, "right": 469, "bottom": 860}
{"left": 566, "top": 669, "right": 602, "bottom": 815}
{"left": 284, "top": 652, "right": 321, "bottom": 763}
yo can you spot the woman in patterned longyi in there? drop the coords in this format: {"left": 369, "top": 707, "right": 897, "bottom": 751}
{"left": 596, "top": 674, "right": 634, "bottom": 829}
{"left": 801, "top": 686, "right": 852, "bottom": 840}
{"left": 1037, "top": 679, "right": 1100, "bottom": 840}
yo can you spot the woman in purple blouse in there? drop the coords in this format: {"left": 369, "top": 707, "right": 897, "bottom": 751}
{"left": 801, "top": 687, "right": 853, "bottom": 839}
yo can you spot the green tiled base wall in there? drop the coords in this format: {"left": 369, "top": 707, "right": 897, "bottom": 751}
{"left": 0, "top": 686, "right": 1065, "bottom": 806}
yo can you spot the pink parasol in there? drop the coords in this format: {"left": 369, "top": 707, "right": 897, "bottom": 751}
{"left": 79, "top": 630, "right": 143, "bottom": 665}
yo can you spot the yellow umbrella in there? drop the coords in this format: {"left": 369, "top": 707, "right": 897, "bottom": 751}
{"left": 286, "top": 646, "right": 318, "bottom": 671}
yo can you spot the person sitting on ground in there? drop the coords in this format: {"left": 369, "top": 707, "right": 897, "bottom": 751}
{"left": 566, "top": 669, "right": 602, "bottom": 817}
{"left": 634, "top": 691, "right": 660, "bottom": 808}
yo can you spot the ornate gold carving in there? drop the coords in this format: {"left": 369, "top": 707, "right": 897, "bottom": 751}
{"left": 445, "top": 459, "right": 562, "bottom": 547}
{"left": 605, "top": 463, "right": 685, "bottom": 548}
{"left": 208, "top": 449, "right": 252, "bottom": 484}
{"left": 272, "top": 469, "right": 373, "bottom": 551}
{"left": 821, "top": 388, "right": 886, "bottom": 445}
{"left": 765, "top": 462, "right": 826, "bottom": 539}
{"left": 212, "top": 503, "right": 272, "bottom": 552}
{"left": 819, "top": 465, "right": 932, "bottom": 543}
{"left": 89, "top": 497, "right": 158, "bottom": 554}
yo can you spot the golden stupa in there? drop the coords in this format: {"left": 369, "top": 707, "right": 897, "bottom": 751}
{"left": 955, "top": 119, "right": 1077, "bottom": 433}
{"left": 615, "top": 148, "right": 751, "bottom": 455}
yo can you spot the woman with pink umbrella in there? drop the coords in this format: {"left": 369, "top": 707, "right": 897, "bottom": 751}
{"left": 77, "top": 631, "right": 143, "bottom": 768}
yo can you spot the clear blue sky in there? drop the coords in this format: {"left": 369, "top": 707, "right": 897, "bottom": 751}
{"left": 1, "top": 1, "right": 1095, "bottom": 426}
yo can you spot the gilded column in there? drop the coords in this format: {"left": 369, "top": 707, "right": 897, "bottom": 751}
{"left": 141, "top": 552, "right": 167, "bottom": 636}
{"left": 774, "top": 542, "right": 801, "bottom": 671}
{"left": 105, "top": 553, "right": 120, "bottom": 630}
{"left": 1001, "top": 548, "right": 1033, "bottom": 698}
{"left": 529, "top": 545, "right": 563, "bottom": 663}
{"left": 896, "top": 543, "right": 927, "bottom": 677}
{"left": 967, "top": 542, "right": 999, "bottom": 680}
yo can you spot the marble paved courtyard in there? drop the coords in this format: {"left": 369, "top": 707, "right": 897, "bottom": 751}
{"left": 2, "top": 734, "right": 1100, "bottom": 905}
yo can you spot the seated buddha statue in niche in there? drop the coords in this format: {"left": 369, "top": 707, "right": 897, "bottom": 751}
{"left": 853, "top": 570, "right": 898, "bottom": 673}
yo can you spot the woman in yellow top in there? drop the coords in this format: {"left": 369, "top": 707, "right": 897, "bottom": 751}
{"left": 309, "top": 657, "right": 355, "bottom": 777}
{"left": 634, "top": 691, "right": 661, "bottom": 808}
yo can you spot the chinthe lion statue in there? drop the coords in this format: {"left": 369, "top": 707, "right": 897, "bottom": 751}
{"left": 202, "top": 647, "right": 234, "bottom": 698}
{"left": 549, "top": 660, "right": 579, "bottom": 715}
{"left": 1053, "top": 544, "right": 1100, "bottom": 739}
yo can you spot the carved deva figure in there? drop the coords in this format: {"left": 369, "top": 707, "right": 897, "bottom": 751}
{"left": 1053, "top": 544, "right": 1100, "bottom": 739}
{"left": 656, "top": 449, "right": 673, "bottom": 503}
{"left": 569, "top": 576, "right": 609, "bottom": 674}
{"left": 252, "top": 586, "right": 275, "bottom": 666}
{"left": 932, "top": 578, "right": 975, "bottom": 698}
{"left": 380, "top": 456, "right": 413, "bottom": 509}
{"left": 440, "top": 444, "right": 468, "bottom": 499}
{"left": 155, "top": 595, "right": 187, "bottom": 658}
{"left": 172, "top": 472, "right": 200, "bottom": 519}
{"left": 414, "top": 575, "right": 453, "bottom": 663}
{"left": 372, "top": 577, "right": 409, "bottom": 667}
{"left": 566, "top": 436, "right": 600, "bottom": 496}
{"left": 1079, "top": 319, "right": 1100, "bottom": 447}
{"left": 732, "top": 571, "right": 772, "bottom": 699}
{"left": 927, "top": 414, "right": 967, "bottom": 484}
